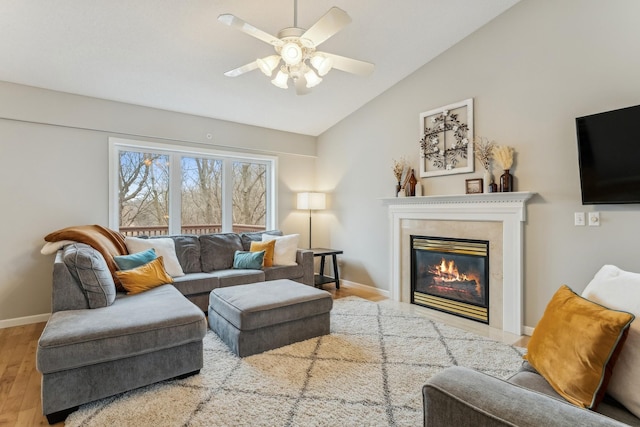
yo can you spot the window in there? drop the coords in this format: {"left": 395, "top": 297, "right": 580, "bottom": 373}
{"left": 109, "top": 138, "right": 276, "bottom": 236}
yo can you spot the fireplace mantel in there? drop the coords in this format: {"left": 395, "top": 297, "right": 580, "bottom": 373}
{"left": 384, "top": 192, "right": 535, "bottom": 335}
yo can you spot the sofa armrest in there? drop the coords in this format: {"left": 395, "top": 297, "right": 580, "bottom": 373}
{"left": 296, "top": 249, "right": 314, "bottom": 286}
{"left": 423, "top": 367, "right": 628, "bottom": 427}
{"left": 52, "top": 250, "right": 90, "bottom": 312}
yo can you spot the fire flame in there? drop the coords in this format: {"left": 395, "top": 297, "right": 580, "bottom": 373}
{"left": 429, "top": 258, "right": 472, "bottom": 282}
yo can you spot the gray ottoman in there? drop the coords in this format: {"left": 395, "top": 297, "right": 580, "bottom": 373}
{"left": 208, "top": 279, "right": 333, "bottom": 357}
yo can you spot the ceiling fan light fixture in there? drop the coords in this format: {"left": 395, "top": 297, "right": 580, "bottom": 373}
{"left": 257, "top": 55, "right": 280, "bottom": 76}
{"left": 281, "top": 42, "right": 303, "bottom": 65}
{"left": 310, "top": 54, "right": 333, "bottom": 76}
{"left": 304, "top": 69, "right": 322, "bottom": 88}
{"left": 271, "top": 70, "right": 289, "bottom": 89}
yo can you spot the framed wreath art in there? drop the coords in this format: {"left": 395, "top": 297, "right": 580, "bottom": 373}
{"left": 419, "top": 98, "right": 474, "bottom": 177}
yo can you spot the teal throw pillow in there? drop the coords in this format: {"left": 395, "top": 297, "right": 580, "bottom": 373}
{"left": 114, "top": 248, "right": 157, "bottom": 270}
{"left": 233, "top": 250, "right": 265, "bottom": 270}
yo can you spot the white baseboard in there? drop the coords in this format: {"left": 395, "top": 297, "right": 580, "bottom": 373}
{"left": 522, "top": 326, "right": 535, "bottom": 336}
{"left": 340, "top": 279, "right": 390, "bottom": 298}
{"left": 0, "top": 313, "right": 50, "bottom": 329}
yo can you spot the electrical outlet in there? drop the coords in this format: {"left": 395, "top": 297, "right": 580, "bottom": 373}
{"left": 588, "top": 212, "right": 600, "bottom": 226}
{"left": 574, "top": 212, "right": 585, "bottom": 226}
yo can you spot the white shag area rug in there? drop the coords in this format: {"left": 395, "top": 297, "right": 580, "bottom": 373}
{"left": 65, "top": 296, "right": 525, "bottom": 426}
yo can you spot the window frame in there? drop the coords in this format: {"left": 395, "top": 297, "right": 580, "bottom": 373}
{"left": 108, "top": 137, "right": 278, "bottom": 234}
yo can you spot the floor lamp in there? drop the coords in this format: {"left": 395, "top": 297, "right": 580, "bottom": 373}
{"left": 297, "top": 192, "right": 326, "bottom": 249}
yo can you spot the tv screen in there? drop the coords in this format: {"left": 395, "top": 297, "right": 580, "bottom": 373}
{"left": 576, "top": 104, "right": 640, "bottom": 204}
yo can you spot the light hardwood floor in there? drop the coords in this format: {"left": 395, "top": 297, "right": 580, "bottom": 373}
{"left": 0, "top": 284, "right": 528, "bottom": 426}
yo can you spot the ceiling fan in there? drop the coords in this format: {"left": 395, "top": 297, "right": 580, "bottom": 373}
{"left": 218, "top": 1, "right": 374, "bottom": 95}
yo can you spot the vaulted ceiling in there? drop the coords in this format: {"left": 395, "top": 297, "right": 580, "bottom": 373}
{"left": 0, "top": 0, "right": 519, "bottom": 136}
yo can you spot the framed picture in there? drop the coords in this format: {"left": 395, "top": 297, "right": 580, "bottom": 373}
{"left": 465, "top": 178, "right": 483, "bottom": 194}
{"left": 419, "top": 98, "right": 474, "bottom": 178}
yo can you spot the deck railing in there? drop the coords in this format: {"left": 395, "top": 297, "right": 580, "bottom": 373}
{"left": 119, "top": 224, "right": 265, "bottom": 237}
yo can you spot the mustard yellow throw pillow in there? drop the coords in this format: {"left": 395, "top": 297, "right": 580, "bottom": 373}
{"left": 250, "top": 240, "right": 276, "bottom": 267}
{"left": 115, "top": 256, "right": 173, "bottom": 295}
{"left": 524, "top": 285, "right": 634, "bottom": 409}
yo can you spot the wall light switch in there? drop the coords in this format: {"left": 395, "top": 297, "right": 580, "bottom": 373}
{"left": 574, "top": 212, "right": 585, "bottom": 226}
{"left": 588, "top": 212, "right": 600, "bottom": 226}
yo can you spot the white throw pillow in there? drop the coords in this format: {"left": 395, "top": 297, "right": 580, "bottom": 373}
{"left": 124, "top": 237, "right": 185, "bottom": 277}
{"left": 261, "top": 234, "right": 299, "bottom": 266}
{"left": 582, "top": 265, "right": 640, "bottom": 417}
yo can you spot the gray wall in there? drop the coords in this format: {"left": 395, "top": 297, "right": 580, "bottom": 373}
{"left": 0, "top": 82, "right": 316, "bottom": 322}
{"left": 316, "top": 0, "right": 640, "bottom": 328}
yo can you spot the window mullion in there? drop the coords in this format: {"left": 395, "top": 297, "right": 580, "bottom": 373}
{"left": 168, "top": 154, "right": 182, "bottom": 234}
{"left": 221, "top": 159, "right": 234, "bottom": 232}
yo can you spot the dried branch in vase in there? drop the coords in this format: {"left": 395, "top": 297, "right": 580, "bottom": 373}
{"left": 473, "top": 137, "right": 496, "bottom": 171}
{"left": 492, "top": 145, "right": 514, "bottom": 170}
{"left": 392, "top": 157, "right": 407, "bottom": 182}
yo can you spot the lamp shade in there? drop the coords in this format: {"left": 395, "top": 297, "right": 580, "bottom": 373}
{"left": 304, "top": 68, "right": 322, "bottom": 88}
{"left": 297, "top": 192, "right": 326, "bottom": 210}
{"left": 257, "top": 55, "right": 280, "bottom": 76}
{"left": 271, "top": 70, "right": 289, "bottom": 89}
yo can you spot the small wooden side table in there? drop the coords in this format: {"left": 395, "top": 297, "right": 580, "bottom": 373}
{"left": 311, "top": 248, "right": 343, "bottom": 289}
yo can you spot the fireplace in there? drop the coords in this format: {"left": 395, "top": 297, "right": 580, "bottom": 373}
{"left": 411, "top": 235, "right": 489, "bottom": 324}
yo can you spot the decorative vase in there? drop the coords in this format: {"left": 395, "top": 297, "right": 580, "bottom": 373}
{"left": 483, "top": 170, "right": 491, "bottom": 193}
{"left": 415, "top": 182, "right": 423, "bottom": 197}
{"left": 500, "top": 169, "right": 513, "bottom": 192}
{"left": 408, "top": 169, "right": 417, "bottom": 196}
{"left": 395, "top": 181, "right": 401, "bottom": 197}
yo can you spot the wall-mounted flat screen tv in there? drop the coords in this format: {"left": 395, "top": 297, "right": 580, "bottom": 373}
{"left": 576, "top": 104, "right": 640, "bottom": 204}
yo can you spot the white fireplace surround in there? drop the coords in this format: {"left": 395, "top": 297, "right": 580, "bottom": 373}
{"left": 382, "top": 192, "right": 535, "bottom": 335}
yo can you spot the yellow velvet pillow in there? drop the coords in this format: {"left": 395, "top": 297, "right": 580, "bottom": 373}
{"left": 114, "top": 256, "right": 173, "bottom": 295}
{"left": 524, "top": 285, "right": 634, "bottom": 409}
{"left": 250, "top": 240, "right": 276, "bottom": 267}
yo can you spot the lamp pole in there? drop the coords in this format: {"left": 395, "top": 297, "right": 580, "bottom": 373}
{"left": 308, "top": 208, "right": 312, "bottom": 249}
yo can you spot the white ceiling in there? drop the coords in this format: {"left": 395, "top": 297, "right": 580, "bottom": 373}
{"left": 0, "top": 0, "right": 519, "bottom": 136}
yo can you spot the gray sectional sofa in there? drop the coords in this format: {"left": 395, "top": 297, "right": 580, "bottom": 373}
{"left": 166, "top": 230, "right": 314, "bottom": 310}
{"left": 423, "top": 363, "right": 640, "bottom": 426}
{"left": 37, "top": 230, "right": 314, "bottom": 423}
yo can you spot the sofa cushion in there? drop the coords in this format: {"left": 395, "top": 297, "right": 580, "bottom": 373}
{"left": 163, "top": 235, "right": 202, "bottom": 274}
{"left": 261, "top": 234, "right": 300, "bottom": 266}
{"left": 250, "top": 240, "right": 276, "bottom": 267}
{"left": 125, "top": 237, "right": 185, "bottom": 277}
{"left": 63, "top": 243, "right": 116, "bottom": 309}
{"left": 172, "top": 272, "right": 220, "bottom": 297}
{"left": 524, "top": 285, "right": 634, "bottom": 409}
{"left": 264, "top": 264, "right": 303, "bottom": 282}
{"left": 200, "top": 233, "right": 244, "bottom": 271}
{"left": 582, "top": 265, "right": 640, "bottom": 418}
{"left": 209, "top": 269, "right": 265, "bottom": 288}
{"left": 115, "top": 257, "right": 174, "bottom": 295}
{"left": 233, "top": 250, "right": 265, "bottom": 270}
{"left": 36, "top": 284, "right": 206, "bottom": 374}
{"left": 113, "top": 248, "right": 157, "bottom": 270}
{"left": 239, "top": 230, "right": 283, "bottom": 251}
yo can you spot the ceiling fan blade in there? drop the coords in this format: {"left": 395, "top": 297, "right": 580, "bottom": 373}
{"left": 321, "top": 52, "right": 374, "bottom": 76}
{"left": 218, "top": 14, "right": 282, "bottom": 47}
{"left": 224, "top": 61, "right": 259, "bottom": 77}
{"left": 301, "top": 7, "right": 351, "bottom": 47}
{"left": 294, "top": 76, "right": 311, "bottom": 95}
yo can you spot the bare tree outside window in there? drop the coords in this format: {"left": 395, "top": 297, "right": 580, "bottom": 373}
{"left": 119, "top": 151, "right": 170, "bottom": 235}
{"left": 233, "top": 161, "right": 266, "bottom": 230}
{"left": 116, "top": 147, "right": 271, "bottom": 236}
{"left": 181, "top": 157, "right": 223, "bottom": 234}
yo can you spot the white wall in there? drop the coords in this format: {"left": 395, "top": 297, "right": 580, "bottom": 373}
{"left": 316, "top": 0, "right": 640, "bottom": 328}
{"left": 0, "top": 82, "right": 316, "bottom": 323}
